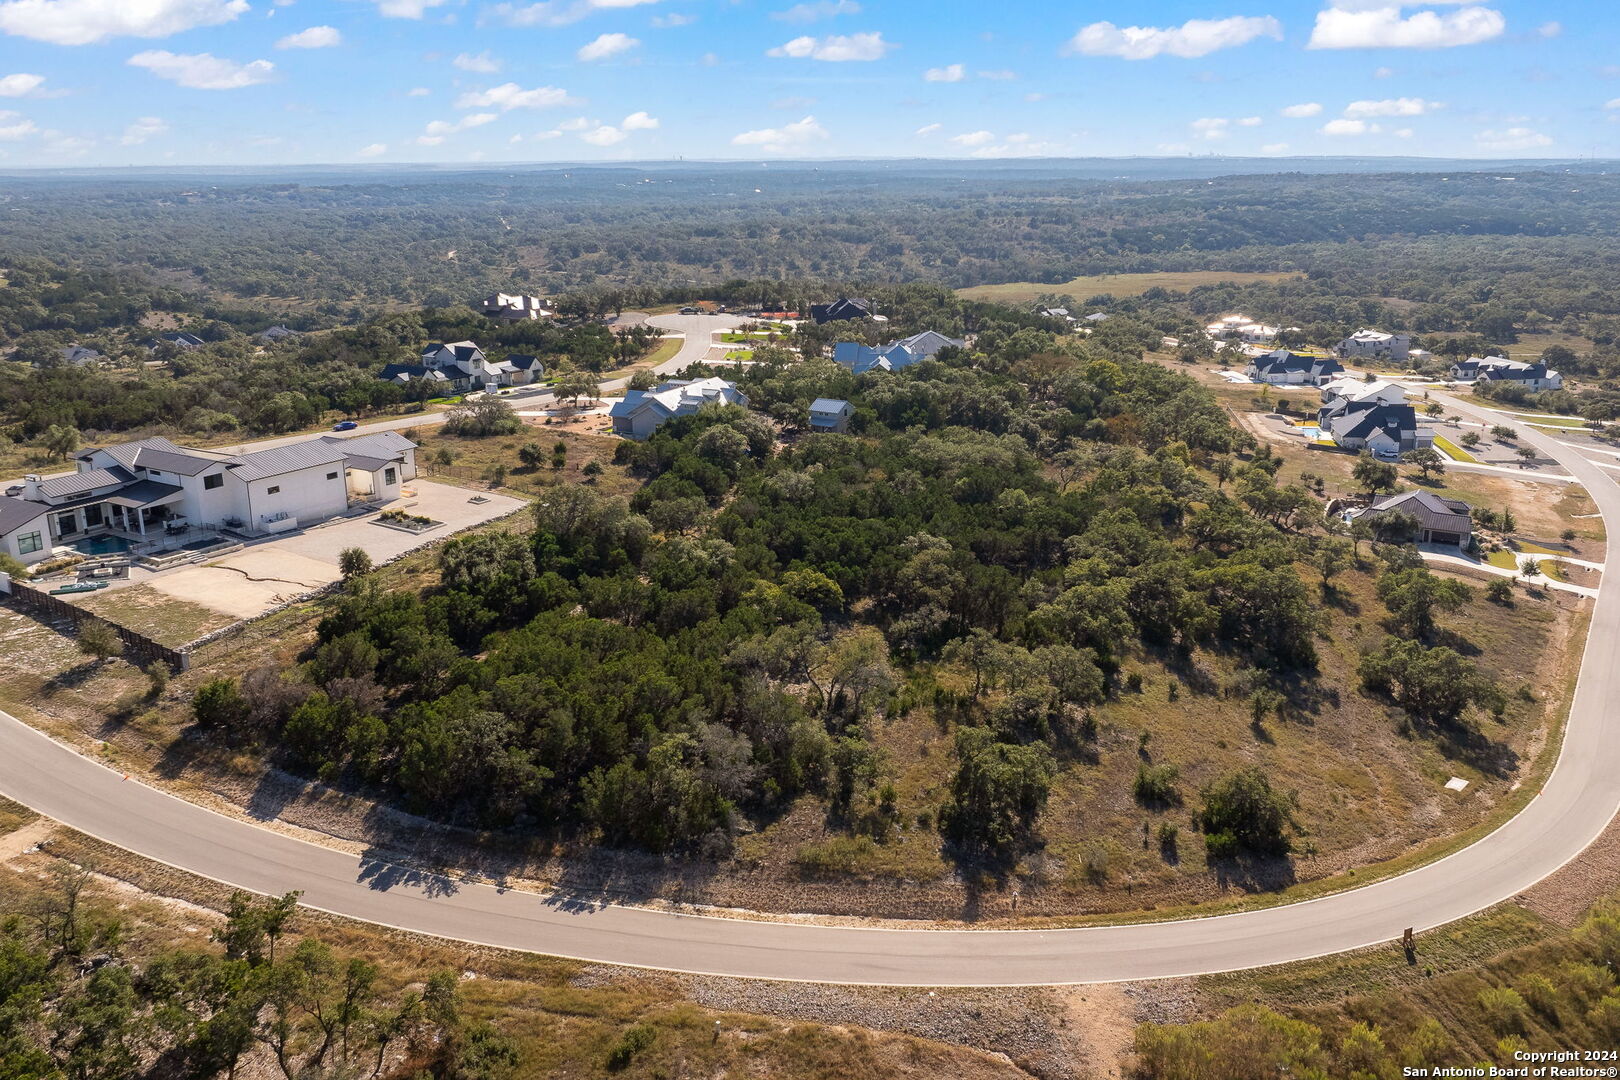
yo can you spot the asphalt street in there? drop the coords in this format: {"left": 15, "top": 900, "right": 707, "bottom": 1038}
{"left": 0, "top": 386, "right": 1614, "bottom": 985}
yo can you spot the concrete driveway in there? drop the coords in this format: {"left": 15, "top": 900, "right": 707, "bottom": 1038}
{"left": 145, "top": 481, "right": 525, "bottom": 620}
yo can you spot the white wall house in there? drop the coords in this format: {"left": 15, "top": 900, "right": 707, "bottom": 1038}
{"left": 1448, "top": 356, "right": 1563, "bottom": 392}
{"left": 0, "top": 431, "right": 417, "bottom": 560}
{"left": 1334, "top": 329, "right": 1411, "bottom": 363}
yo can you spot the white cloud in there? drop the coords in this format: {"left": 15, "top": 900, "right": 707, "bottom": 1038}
{"left": 978, "top": 69, "right": 1016, "bottom": 80}
{"left": 1261, "top": 141, "right": 1289, "bottom": 153}
{"left": 417, "top": 112, "right": 497, "bottom": 144}
{"left": 1024, "top": 91, "right": 1045, "bottom": 102}
{"left": 1237, "top": 115, "right": 1261, "bottom": 126}
{"left": 1065, "top": 15, "right": 1282, "bottom": 60}
{"left": 453, "top": 50, "right": 502, "bottom": 72}
{"left": 127, "top": 51, "right": 275, "bottom": 90}
{"left": 1191, "top": 116, "right": 1230, "bottom": 139}
{"left": 771, "top": 94, "right": 816, "bottom": 108}
{"left": 1280, "top": 101, "right": 1322, "bottom": 117}
{"left": 119, "top": 115, "right": 168, "bottom": 144}
{"left": 700, "top": 51, "right": 718, "bottom": 65}
{"left": 1321, "top": 118, "right": 1377, "bottom": 135}
{"left": 374, "top": 0, "right": 449, "bottom": 17}
{"left": 581, "top": 124, "right": 626, "bottom": 145}
{"left": 924, "top": 63, "right": 964, "bottom": 82}
{"left": 0, "top": 73, "right": 46, "bottom": 97}
{"left": 0, "top": 110, "right": 38, "bottom": 139}
{"left": 621, "top": 110, "right": 658, "bottom": 130}
{"left": 1373, "top": 64, "right": 1394, "bottom": 77}
{"left": 577, "top": 31, "right": 638, "bottom": 60}
{"left": 276, "top": 25, "right": 340, "bottom": 48}
{"left": 357, "top": 142, "right": 387, "bottom": 156}
{"left": 1606, "top": 98, "right": 1620, "bottom": 110}
{"left": 407, "top": 86, "right": 431, "bottom": 96}
{"left": 556, "top": 116, "right": 590, "bottom": 130}
{"left": 1393, "top": 126, "right": 1413, "bottom": 137}
{"left": 914, "top": 122, "right": 941, "bottom": 135}
{"left": 767, "top": 31, "right": 892, "bottom": 61}
{"left": 968, "top": 134, "right": 1061, "bottom": 159}
{"left": 650, "top": 12, "right": 691, "bottom": 26}
{"left": 0, "top": 0, "right": 247, "bottom": 45}
{"left": 730, "top": 113, "right": 828, "bottom": 152}
{"left": 771, "top": 0, "right": 858, "bottom": 22}
{"left": 1308, "top": 4, "right": 1505, "bottom": 50}
{"left": 1475, "top": 126, "right": 1552, "bottom": 151}
{"left": 949, "top": 129, "right": 994, "bottom": 146}
{"left": 1343, "top": 96, "right": 1442, "bottom": 117}
{"left": 1538, "top": 20, "right": 1560, "bottom": 38}
{"left": 455, "top": 82, "right": 578, "bottom": 109}
{"left": 483, "top": 0, "right": 661, "bottom": 29}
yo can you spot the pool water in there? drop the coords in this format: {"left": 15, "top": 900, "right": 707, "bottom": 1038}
{"left": 69, "top": 536, "right": 133, "bottom": 556}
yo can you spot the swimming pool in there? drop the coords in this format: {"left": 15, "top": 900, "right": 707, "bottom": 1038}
{"left": 69, "top": 536, "right": 133, "bottom": 556}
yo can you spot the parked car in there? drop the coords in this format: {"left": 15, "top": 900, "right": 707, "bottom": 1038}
{"left": 333, "top": 420, "right": 358, "bottom": 431}
{"left": 678, "top": 306, "right": 698, "bottom": 314}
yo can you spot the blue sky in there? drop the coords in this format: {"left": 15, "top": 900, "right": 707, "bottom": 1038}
{"left": 0, "top": 0, "right": 1612, "bottom": 166}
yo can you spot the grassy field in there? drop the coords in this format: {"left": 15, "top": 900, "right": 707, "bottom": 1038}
{"left": 1432, "top": 434, "right": 1478, "bottom": 463}
{"left": 956, "top": 270, "right": 1303, "bottom": 306}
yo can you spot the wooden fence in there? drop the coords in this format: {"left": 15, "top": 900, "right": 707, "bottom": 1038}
{"left": 5, "top": 581, "right": 190, "bottom": 671}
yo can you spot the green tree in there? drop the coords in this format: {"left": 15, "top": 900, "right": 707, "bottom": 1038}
{"left": 1376, "top": 567, "right": 1471, "bottom": 639}
{"left": 193, "top": 677, "right": 250, "bottom": 729}
{"left": 1405, "top": 446, "right": 1445, "bottom": 481}
{"left": 1351, "top": 453, "right": 1398, "bottom": 496}
{"left": 1199, "top": 767, "right": 1296, "bottom": 858}
{"left": 1358, "top": 637, "right": 1504, "bottom": 725}
{"left": 337, "top": 546, "right": 373, "bottom": 581}
{"left": 938, "top": 727, "right": 1055, "bottom": 862}
{"left": 42, "top": 423, "right": 81, "bottom": 461}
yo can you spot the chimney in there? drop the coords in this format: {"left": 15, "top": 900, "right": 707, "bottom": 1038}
{"left": 22, "top": 475, "right": 41, "bottom": 501}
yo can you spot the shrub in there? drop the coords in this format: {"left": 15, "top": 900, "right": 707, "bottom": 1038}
{"left": 193, "top": 677, "right": 249, "bottom": 729}
{"left": 77, "top": 620, "right": 121, "bottom": 663}
{"left": 1199, "top": 767, "right": 1296, "bottom": 858}
{"left": 1133, "top": 763, "right": 1181, "bottom": 806}
{"left": 1476, "top": 987, "right": 1528, "bottom": 1035}
{"left": 605, "top": 1024, "right": 656, "bottom": 1071}
{"left": 338, "top": 547, "right": 373, "bottom": 580}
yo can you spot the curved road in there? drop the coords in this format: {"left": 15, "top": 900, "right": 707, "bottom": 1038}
{"left": 0, "top": 395, "right": 1616, "bottom": 985}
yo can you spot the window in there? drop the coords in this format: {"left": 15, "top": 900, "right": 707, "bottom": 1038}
{"left": 384, "top": 468, "right": 397, "bottom": 485}
{"left": 55, "top": 512, "right": 77, "bottom": 535}
{"left": 266, "top": 485, "right": 280, "bottom": 495}
{"left": 204, "top": 473, "right": 223, "bottom": 490}
{"left": 16, "top": 532, "right": 42, "bottom": 554}
{"left": 326, "top": 472, "right": 338, "bottom": 481}
{"left": 83, "top": 505, "right": 104, "bottom": 528}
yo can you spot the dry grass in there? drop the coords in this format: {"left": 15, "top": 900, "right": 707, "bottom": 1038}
{"left": 956, "top": 271, "right": 1303, "bottom": 306}
{"left": 76, "top": 585, "right": 237, "bottom": 647}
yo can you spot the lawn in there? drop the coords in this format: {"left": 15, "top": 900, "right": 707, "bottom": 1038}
{"left": 1431, "top": 434, "right": 1478, "bottom": 463}
{"left": 955, "top": 270, "right": 1303, "bottom": 306}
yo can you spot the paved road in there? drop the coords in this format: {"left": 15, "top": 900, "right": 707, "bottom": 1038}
{"left": 0, "top": 393, "right": 1616, "bottom": 985}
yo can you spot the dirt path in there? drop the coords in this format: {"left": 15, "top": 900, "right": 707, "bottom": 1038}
{"left": 0, "top": 819, "right": 55, "bottom": 861}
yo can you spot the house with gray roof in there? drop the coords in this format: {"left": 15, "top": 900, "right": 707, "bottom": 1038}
{"left": 381, "top": 341, "right": 537, "bottom": 392}
{"left": 811, "top": 297, "right": 876, "bottom": 325}
{"left": 479, "top": 293, "right": 553, "bottom": 322}
{"left": 1334, "top": 329, "right": 1411, "bottom": 363}
{"left": 1246, "top": 349, "right": 1345, "bottom": 386}
{"left": 1320, "top": 401, "right": 1432, "bottom": 454}
{"left": 833, "top": 330, "right": 965, "bottom": 375}
{"left": 0, "top": 431, "right": 417, "bottom": 563}
{"left": 1347, "top": 490, "right": 1472, "bottom": 546}
{"left": 58, "top": 345, "right": 104, "bottom": 366}
{"left": 258, "top": 325, "right": 298, "bottom": 343}
{"left": 609, "top": 377, "right": 748, "bottom": 440}
{"left": 150, "top": 331, "right": 205, "bottom": 351}
{"left": 1448, "top": 356, "right": 1563, "bottom": 391}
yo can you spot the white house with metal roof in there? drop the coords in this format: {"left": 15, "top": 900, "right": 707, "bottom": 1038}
{"left": 0, "top": 431, "right": 416, "bottom": 566}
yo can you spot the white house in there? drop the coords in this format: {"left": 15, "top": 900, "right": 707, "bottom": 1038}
{"left": 480, "top": 293, "right": 553, "bottom": 322}
{"left": 380, "top": 341, "right": 509, "bottom": 393}
{"left": 608, "top": 377, "right": 749, "bottom": 440}
{"left": 1320, "top": 378, "right": 1407, "bottom": 415}
{"left": 1320, "top": 402, "right": 1432, "bottom": 454}
{"left": 0, "top": 431, "right": 417, "bottom": 565}
{"left": 1448, "top": 356, "right": 1563, "bottom": 392}
{"left": 1334, "top": 329, "right": 1411, "bottom": 363}
{"left": 808, "top": 398, "right": 853, "bottom": 433}
{"left": 1246, "top": 350, "right": 1345, "bottom": 386}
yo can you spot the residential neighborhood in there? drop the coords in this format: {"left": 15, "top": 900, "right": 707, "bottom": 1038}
{"left": 380, "top": 340, "right": 545, "bottom": 392}
{"left": 833, "top": 329, "right": 965, "bottom": 374}
{"left": 608, "top": 376, "right": 749, "bottom": 439}
{"left": 1245, "top": 348, "right": 1345, "bottom": 385}
{"left": 1449, "top": 355, "right": 1565, "bottom": 390}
